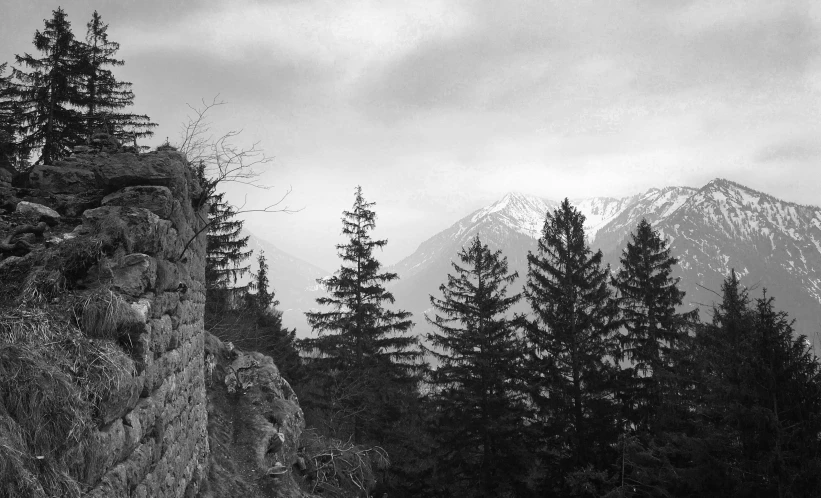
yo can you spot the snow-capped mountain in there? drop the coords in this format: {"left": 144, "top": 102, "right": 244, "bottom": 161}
{"left": 387, "top": 180, "right": 821, "bottom": 350}
{"left": 644, "top": 180, "right": 821, "bottom": 342}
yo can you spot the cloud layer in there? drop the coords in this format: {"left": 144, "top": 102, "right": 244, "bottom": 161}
{"left": 2, "top": 0, "right": 820, "bottom": 269}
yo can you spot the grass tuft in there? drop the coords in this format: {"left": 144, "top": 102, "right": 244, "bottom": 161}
{"left": 78, "top": 288, "right": 140, "bottom": 341}
{"left": 0, "top": 306, "right": 138, "bottom": 496}
{"left": 18, "top": 266, "right": 67, "bottom": 305}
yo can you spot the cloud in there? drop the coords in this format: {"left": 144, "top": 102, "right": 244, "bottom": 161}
{"left": 755, "top": 139, "right": 821, "bottom": 163}
{"left": 119, "top": 0, "right": 471, "bottom": 75}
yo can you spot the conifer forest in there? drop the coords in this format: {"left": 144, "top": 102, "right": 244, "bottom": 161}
{"left": 2, "top": 6, "right": 821, "bottom": 498}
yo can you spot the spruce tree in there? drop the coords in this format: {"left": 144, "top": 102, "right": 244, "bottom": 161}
{"left": 249, "top": 250, "right": 275, "bottom": 312}
{"left": 0, "top": 63, "right": 19, "bottom": 166}
{"left": 245, "top": 251, "right": 303, "bottom": 384}
{"left": 692, "top": 273, "right": 821, "bottom": 496}
{"left": 524, "top": 198, "right": 620, "bottom": 491}
{"left": 612, "top": 219, "right": 697, "bottom": 431}
{"left": 11, "top": 7, "right": 85, "bottom": 164}
{"left": 205, "top": 191, "right": 252, "bottom": 314}
{"left": 301, "top": 186, "right": 421, "bottom": 445}
{"left": 77, "top": 11, "right": 155, "bottom": 146}
{"left": 425, "top": 235, "right": 529, "bottom": 497}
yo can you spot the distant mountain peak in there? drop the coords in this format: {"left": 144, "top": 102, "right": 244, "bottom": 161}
{"left": 386, "top": 179, "right": 821, "bottom": 352}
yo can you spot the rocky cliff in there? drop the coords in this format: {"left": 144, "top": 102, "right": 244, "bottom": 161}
{"left": 0, "top": 141, "right": 309, "bottom": 497}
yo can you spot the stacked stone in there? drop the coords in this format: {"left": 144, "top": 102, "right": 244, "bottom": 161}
{"left": 7, "top": 150, "right": 210, "bottom": 497}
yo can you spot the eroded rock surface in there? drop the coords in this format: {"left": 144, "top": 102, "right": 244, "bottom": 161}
{"left": 199, "top": 333, "right": 313, "bottom": 498}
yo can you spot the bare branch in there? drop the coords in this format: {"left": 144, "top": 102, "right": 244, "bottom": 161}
{"left": 173, "top": 96, "right": 305, "bottom": 260}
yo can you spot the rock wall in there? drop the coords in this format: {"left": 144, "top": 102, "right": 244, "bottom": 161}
{"left": 1, "top": 147, "right": 210, "bottom": 497}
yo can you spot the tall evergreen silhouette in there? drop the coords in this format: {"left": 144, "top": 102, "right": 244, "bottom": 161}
{"left": 612, "top": 219, "right": 697, "bottom": 431}
{"left": 11, "top": 7, "right": 85, "bottom": 164}
{"left": 425, "top": 235, "right": 529, "bottom": 497}
{"left": 692, "top": 272, "right": 821, "bottom": 496}
{"left": 205, "top": 191, "right": 252, "bottom": 312}
{"left": 301, "top": 186, "right": 422, "bottom": 444}
{"left": 525, "top": 198, "right": 620, "bottom": 493}
{"left": 0, "top": 63, "right": 20, "bottom": 166}
{"left": 77, "top": 11, "right": 155, "bottom": 146}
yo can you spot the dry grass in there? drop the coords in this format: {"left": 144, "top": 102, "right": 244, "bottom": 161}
{"left": 18, "top": 266, "right": 67, "bottom": 305}
{"left": 78, "top": 288, "right": 140, "bottom": 341}
{"left": 0, "top": 306, "right": 137, "bottom": 497}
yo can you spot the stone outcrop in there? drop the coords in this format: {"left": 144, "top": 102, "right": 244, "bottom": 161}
{"left": 0, "top": 144, "right": 312, "bottom": 497}
{"left": 0, "top": 148, "right": 210, "bottom": 497}
{"left": 198, "top": 333, "right": 311, "bottom": 498}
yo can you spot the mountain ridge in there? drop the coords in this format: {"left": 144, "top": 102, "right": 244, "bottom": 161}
{"left": 386, "top": 179, "right": 821, "bottom": 350}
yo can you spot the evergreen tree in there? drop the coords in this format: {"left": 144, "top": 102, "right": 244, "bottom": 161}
{"left": 425, "top": 235, "right": 530, "bottom": 497}
{"left": 244, "top": 251, "right": 303, "bottom": 384}
{"left": 612, "top": 219, "right": 697, "bottom": 432}
{"left": 300, "top": 186, "right": 422, "bottom": 445}
{"left": 0, "top": 63, "right": 19, "bottom": 167}
{"left": 524, "top": 198, "right": 620, "bottom": 493}
{"left": 77, "top": 11, "right": 155, "bottom": 146}
{"left": 692, "top": 272, "right": 821, "bottom": 496}
{"left": 249, "top": 250, "right": 275, "bottom": 312}
{"left": 11, "top": 7, "right": 85, "bottom": 164}
{"left": 205, "top": 191, "right": 252, "bottom": 314}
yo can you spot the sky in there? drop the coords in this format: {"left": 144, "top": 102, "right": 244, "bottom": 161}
{"left": 2, "top": 0, "right": 820, "bottom": 271}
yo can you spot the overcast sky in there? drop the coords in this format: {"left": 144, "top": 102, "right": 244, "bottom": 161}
{"left": 3, "top": 0, "right": 820, "bottom": 270}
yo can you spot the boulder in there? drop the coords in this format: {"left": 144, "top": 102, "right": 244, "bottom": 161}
{"left": 200, "top": 333, "right": 309, "bottom": 497}
{"left": 85, "top": 151, "right": 190, "bottom": 197}
{"left": 16, "top": 201, "right": 60, "bottom": 224}
{"left": 102, "top": 186, "right": 173, "bottom": 219}
{"left": 83, "top": 205, "right": 174, "bottom": 256}
{"left": 111, "top": 254, "right": 158, "bottom": 297}
{"left": 28, "top": 164, "right": 96, "bottom": 194}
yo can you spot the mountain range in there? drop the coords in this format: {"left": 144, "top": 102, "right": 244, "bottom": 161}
{"left": 239, "top": 229, "right": 328, "bottom": 334}
{"left": 386, "top": 179, "right": 821, "bottom": 350}
{"left": 241, "top": 179, "right": 821, "bottom": 351}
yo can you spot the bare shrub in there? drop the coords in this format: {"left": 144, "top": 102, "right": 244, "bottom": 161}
{"left": 297, "top": 428, "right": 389, "bottom": 498}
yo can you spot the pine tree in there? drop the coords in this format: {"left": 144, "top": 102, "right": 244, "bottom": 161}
{"left": 0, "top": 63, "right": 19, "bottom": 167}
{"left": 205, "top": 191, "right": 252, "bottom": 314}
{"left": 425, "top": 235, "right": 530, "bottom": 497}
{"left": 77, "top": 11, "right": 155, "bottom": 146}
{"left": 301, "top": 186, "right": 422, "bottom": 445}
{"left": 612, "top": 219, "right": 697, "bottom": 431}
{"left": 11, "top": 7, "right": 85, "bottom": 164}
{"left": 249, "top": 250, "right": 275, "bottom": 312}
{"left": 692, "top": 273, "right": 821, "bottom": 496}
{"left": 244, "top": 251, "right": 303, "bottom": 384}
{"left": 524, "top": 198, "right": 620, "bottom": 491}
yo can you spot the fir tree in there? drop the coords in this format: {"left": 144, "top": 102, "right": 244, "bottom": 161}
{"left": 301, "top": 186, "right": 422, "bottom": 445}
{"left": 525, "top": 198, "right": 620, "bottom": 491}
{"left": 11, "top": 7, "right": 85, "bottom": 164}
{"left": 245, "top": 251, "right": 303, "bottom": 384}
{"left": 205, "top": 191, "right": 252, "bottom": 314}
{"left": 77, "top": 11, "right": 155, "bottom": 146}
{"left": 612, "top": 219, "right": 697, "bottom": 431}
{"left": 692, "top": 273, "right": 821, "bottom": 496}
{"left": 425, "top": 235, "right": 530, "bottom": 497}
{"left": 249, "top": 250, "right": 275, "bottom": 312}
{"left": 0, "top": 63, "right": 19, "bottom": 166}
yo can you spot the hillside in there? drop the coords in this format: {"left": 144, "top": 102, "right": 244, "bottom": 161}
{"left": 386, "top": 180, "right": 821, "bottom": 349}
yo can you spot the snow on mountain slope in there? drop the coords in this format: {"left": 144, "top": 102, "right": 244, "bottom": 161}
{"left": 654, "top": 179, "right": 821, "bottom": 311}
{"left": 387, "top": 179, "right": 821, "bottom": 350}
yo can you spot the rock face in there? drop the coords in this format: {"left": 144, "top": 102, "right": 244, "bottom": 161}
{"left": 1, "top": 148, "right": 313, "bottom": 498}
{"left": 0, "top": 150, "right": 211, "bottom": 497}
{"left": 199, "top": 333, "right": 312, "bottom": 498}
